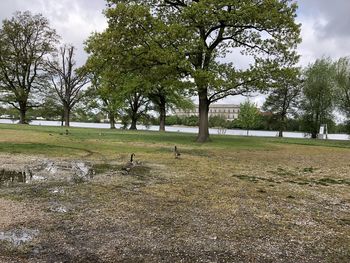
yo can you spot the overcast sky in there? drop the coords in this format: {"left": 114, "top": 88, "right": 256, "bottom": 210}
{"left": 1, "top": 0, "right": 349, "bottom": 107}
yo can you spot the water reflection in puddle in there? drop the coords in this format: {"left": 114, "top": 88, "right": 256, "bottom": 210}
{"left": 0, "top": 229, "right": 39, "bottom": 246}
{"left": 0, "top": 161, "right": 95, "bottom": 186}
{"left": 0, "top": 168, "right": 29, "bottom": 185}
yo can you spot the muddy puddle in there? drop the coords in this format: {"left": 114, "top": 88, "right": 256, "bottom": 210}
{"left": 0, "top": 168, "right": 29, "bottom": 186}
{"left": 1, "top": 158, "right": 152, "bottom": 187}
{"left": 0, "top": 160, "right": 95, "bottom": 186}
{"left": 0, "top": 229, "right": 39, "bottom": 246}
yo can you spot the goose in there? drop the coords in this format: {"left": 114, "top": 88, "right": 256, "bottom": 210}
{"left": 174, "top": 146, "right": 181, "bottom": 159}
{"left": 121, "top": 153, "right": 135, "bottom": 174}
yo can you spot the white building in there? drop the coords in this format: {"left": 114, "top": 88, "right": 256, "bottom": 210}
{"left": 175, "top": 104, "right": 240, "bottom": 120}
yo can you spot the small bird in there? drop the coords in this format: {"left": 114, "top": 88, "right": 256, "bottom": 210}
{"left": 65, "top": 129, "right": 69, "bottom": 135}
{"left": 174, "top": 146, "right": 181, "bottom": 159}
{"left": 121, "top": 153, "right": 135, "bottom": 174}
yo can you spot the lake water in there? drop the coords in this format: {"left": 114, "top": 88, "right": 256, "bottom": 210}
{"left": 0, "top": 119, "right": 349, "bottom": 141}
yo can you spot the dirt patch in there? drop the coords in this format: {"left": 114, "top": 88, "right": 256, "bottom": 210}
{"left": 0, "top": 145, "right": 349, "bottom": 262}
{"left": 0, "top": 199, "right": 48, "bottom": 229}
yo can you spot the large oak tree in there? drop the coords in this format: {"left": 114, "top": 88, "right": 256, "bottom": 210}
{"left": 105, "top": 0, "right": 301, "bottom": 142}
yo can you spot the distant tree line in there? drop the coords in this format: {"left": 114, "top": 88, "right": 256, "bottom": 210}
{"left": 263, "top": 57, "right": 350, "bottom": 137}
{"left": 1, "top": 5, "right": 350, "bottom": 140}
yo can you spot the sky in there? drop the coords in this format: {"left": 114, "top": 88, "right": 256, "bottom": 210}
{"left": 1, "top": 0, "right": 349, "bottom": 108}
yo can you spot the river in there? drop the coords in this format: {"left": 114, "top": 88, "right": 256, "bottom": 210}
{"left": 0, "top": 119, "right": 349, "bottom": 141}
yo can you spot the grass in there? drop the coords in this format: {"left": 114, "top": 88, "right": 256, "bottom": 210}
{"left": 0, "top": 123, "right": 349, "bottom": 262}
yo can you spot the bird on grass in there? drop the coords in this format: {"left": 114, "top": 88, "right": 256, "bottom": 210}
{"left": 174, "top": 146, "right": 181, "bottom": 159}
{"left": 121, "top": 153, "right": 135, "bottom": 175}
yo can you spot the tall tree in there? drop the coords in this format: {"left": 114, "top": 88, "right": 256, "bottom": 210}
{"left": 105, "top": 0, "right": 301, "bottom": 142}
{"left": 84, "top": 52, "right": 122, "bottom": 129}
{"left": 300, "top": 58, "right": 335, "bottom": 138}
{"left": 85, "top": 5, "right": 189, "bottom": 131}
{"left": 148, "top": 81, "right": 193, "bottom": 131}
{"left": 47, "top": 45, "right": 89, "bottom": 127}
{"left": 86, "top": 81, "right": 122, "bottom": 129}
{"left": 237, "top": 100, "right": 261, "bottom": 136}
{"left": 263, "top": 68, "right": 301, "bottom": 137}
{"left": 0, "top": 11, "right": 59, "bottom": 124}
{"left": 125, "top": 90, "right": 150, "bottom": 130}
{"left": 334, "top": 57, "right": 350, "bottom": 119}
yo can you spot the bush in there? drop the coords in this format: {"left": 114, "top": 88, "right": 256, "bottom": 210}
{"left": 208, "top": 116, "right": 227, "bottom": 128}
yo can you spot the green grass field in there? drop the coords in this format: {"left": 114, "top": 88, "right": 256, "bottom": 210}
{"left": 0, "top": 124, "right": 349, "bottom": 262}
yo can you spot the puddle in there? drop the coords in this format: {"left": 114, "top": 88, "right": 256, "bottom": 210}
{"left": 0, "top": 160, "right": 95, "bottom": 186}
{"left": 50, "top": 187, "right": 65, "bottom": 195}
{"left": 0, "top": 168, "right": 29, "bottom": 186}
{"left": 31, "top": 175, "right": 46, "bottom": 182}
{"left": 49, "top": 204, "right": 68, "bottom": 213}
{"left": 71, "top": 161, "right": 95, "bottom": 183}
{"left": 0, "top": 229, "right": 39, "bottom": 246}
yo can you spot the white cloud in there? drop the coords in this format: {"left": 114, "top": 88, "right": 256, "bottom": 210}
{"left": 1, "top": 0, "right": 350, "bottom": 109}
{"left": 0, "top": 0, "right": 107, "bottom": 66}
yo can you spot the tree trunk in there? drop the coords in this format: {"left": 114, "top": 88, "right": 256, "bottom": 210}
{"left": 130, "top": 112, "right": 137, "bottom": 130}
{"left": 196, "top": 91, "right": 210, "bottom": 142}
{"left": 278, "top": 130, "right": 283, "bottom": 137}
{"left": 64, "top": 106, "right": 70, "bottom": 127}
{"left": 19, "top": 102, "right": 27, "bottom": 124}
{"left": 130, "top": 119, "right": 137, "bottom": 130}
{"left": 159, "top": 104, "right": 166, "bottom": 132}
{"left": 311, "top": 131, "right": 317, "bottom": 139}
{"left": 279, "top": 115, "right": 285, "bottom": 137}
{"left": 109, "top": 113, "right": 116, "bottom": 129}
{"left": 19, "top": 108, "right": 27, "bottom": 124}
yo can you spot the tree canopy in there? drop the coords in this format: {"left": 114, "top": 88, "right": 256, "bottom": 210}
{"left": 335, "top": 57, "right": 350, "bottom": 118}
{"left": 105, "top": 0, "right": 301, "bottom": 142}
{"left": 237, "top": 100, "right": 261, "bottom": 136}
{"left": 300, "top": 58, "right": 335, "bottom": 138}
{"left": 263, "top": 67, "right": 301, "bottom": 137}
{"left": 0, "top": 11, "right": 59, "bottom": 123}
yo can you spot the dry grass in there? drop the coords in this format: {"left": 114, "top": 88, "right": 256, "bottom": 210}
{"left": 0, "top": 124, "right": 349, "bottom": 262}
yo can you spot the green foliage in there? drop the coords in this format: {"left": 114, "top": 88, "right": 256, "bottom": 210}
{"left": 300, "top": 58, "right": 336, "bottom": 138}
{"left": 0, "top": 11, "right": 59, "bottom": 123}
{"left": 237, "top": 101, "right": 262, "bottom": 135}
{"left": 165, "top": 115, "right": 243, "bottom": 129}
{"left": 263, "top": 67, "right": 302, "bottom": 136}
{"left": 84, "top": 2, "right": 192, "bottom": 130}
{"left": 35, "top": 98, "right": 63, "bottom": 121}
{"left": 334, "top": 121, "right": 350, "bottom": 134}
{"left": 334, "top": 57, "right": 350, "bottom": 119}
{"left": 208, "top": 116, "right": 227, "bottom": 128}
{"left": 164, "top": 115, "right": 183, "bottom": 126}
{"left": 103, "top": 0, "right": 302, "bottom": 142}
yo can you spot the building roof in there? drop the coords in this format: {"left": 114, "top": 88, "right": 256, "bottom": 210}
{"left": 194, "top": 104, "right": 240, "bottom": 108}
